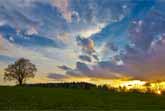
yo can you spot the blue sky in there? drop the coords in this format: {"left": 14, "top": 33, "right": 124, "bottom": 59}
{"left": 0, "top": 0, "right": 165, "bottom": 84}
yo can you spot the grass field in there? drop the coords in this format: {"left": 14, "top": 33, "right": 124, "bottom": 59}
{"left": 0, "top": 86, "right": 165, "bottom": 110}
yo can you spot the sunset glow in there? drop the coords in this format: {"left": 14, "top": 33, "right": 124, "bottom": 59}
{"left": 0, "top": 0, "right": 165, "bottom": 93}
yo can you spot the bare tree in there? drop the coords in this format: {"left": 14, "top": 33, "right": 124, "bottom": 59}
{"left": 4, "top": 58, "right": 37, "bottom": 85}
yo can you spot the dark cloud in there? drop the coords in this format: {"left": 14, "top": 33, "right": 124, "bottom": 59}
{"left": 63, "top": 36, "right": 165, "bottom": 80}
{"left": 76, "top": 62, "right": 90, "bottom": 72}
{"left": 92, "top": 55, "right": 99, "bottom": 61}
{"left": 76, "top": 36, "right": 99, "bottom": 62}
{"left": 76, "top": 36, "right": 95, "bottom": 55}
{"left": 79, "top": 55, "right": 91, "bottom": 62}
{"left": 64, "top": 62, "right": 91, "bottom": 77}
{"left": 58, "top": 65, "right": 72, "bottom": 71}
{"left": 64, "top": 61, "right": 126, "bottom": 78}
{"left": 47, "top": 73, "right": 68, "bottom": 79}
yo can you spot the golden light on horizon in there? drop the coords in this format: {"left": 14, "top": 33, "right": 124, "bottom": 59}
{"left": 26, "top": 75, "right": 165, "bottom": 95}
{"left": 65, "top": 77, "right": 165, "bottom": 95}
{"left": 155, "top": 90, "right": 162, "bottom": 95}
{"left": 107, "top": 80, "right": 165, "bottom": 95}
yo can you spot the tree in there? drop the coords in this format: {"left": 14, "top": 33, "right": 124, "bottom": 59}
{"left": 4, "top": 58, "right": 37, "bottom": 85}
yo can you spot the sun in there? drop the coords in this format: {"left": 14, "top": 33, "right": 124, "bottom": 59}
{"left": 156, "top": 90, "right": 162, "bottom": 95}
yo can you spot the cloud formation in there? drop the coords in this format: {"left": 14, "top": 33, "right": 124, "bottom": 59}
{"left": 1, "top": 0, "right": 165, "bottom": 84}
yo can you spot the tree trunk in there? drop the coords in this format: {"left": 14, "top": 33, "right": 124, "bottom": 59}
{"left": 18, "top": 79, "right": 23, "bottom": 86}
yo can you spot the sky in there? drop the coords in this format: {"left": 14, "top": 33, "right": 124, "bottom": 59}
{"left": 0, "top": 0, "right": 165, "bottom": 85}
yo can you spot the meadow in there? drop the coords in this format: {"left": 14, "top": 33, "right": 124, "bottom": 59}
{"left": 0, "top": 86, "right": 165, "bottom": 110}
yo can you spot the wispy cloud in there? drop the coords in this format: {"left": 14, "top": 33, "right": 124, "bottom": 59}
{"left": 52, "top": 0, "right": 72, "bottom": 22}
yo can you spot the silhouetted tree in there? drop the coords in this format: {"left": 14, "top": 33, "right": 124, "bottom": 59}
{"left": 4, "top": 58, "right": 37, "bottom": 85}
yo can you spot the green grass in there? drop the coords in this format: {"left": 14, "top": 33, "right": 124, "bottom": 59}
{"left": 0, "top": 86, "right": 165, "bottom": 110}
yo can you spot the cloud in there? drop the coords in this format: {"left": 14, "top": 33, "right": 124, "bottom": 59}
{"left": 0, "top": 25, "right": 65, "bottom": 48}
{"left": 79, "top": 23, "right": 106, "bottom": 38}
{"left": 128, "top": 10, "right": 165, "bottom": 51}
{"left": 0, "top": 36, "right": 71, "bottom": 75}
{"left": 0, "top": 34, "right": 11, "bottom": 51}
{"left": 76, "top": 36, "right": 95, "bottom": 55}
{"left": 0, "top": 0, "right": 70, "bottom": 40}
{"left": 0, "top": 55, "right": 15, "bottom": 63}
{"left": 25, "top": 26, "right": 38, "bottom": 36}
{"left": 48, "top": 73, "right": 68, "bottom": 80}
{"left": 56, "top": 32, "right": 73, "bottom": 46}
{"left": 60, "top": 35, "right": 165, "bottom": 81}
{"left": 0, "top": 34, "right": 4, "bottom": 50}
{"left": 52, "top": 0, "right": 72, "bottom": 23}
{"left": 121, "top": 36, "right": 165, "bottom": 80}
{"left": 62, "top": 61, "right": 125, "bottom": 79}
{"left": 79, "top": 55, "right": 91, "bottom": 62}
{"left": 76, "top": 36, "right": 99, "bottom": 63}
{"left": 58, "top": 65, "right": 72, "bottom": 71}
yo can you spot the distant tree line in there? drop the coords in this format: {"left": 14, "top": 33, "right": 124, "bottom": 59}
{"left": 21, "top": 82, "right": 110, "bottom": 90}
{"left": 22, "top": 82, "right": 97, "bottom": 89}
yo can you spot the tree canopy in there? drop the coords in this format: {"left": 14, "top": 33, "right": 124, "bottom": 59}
{"left": 4, "top": 58, "right": 37, "bottom": 85}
